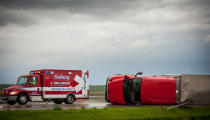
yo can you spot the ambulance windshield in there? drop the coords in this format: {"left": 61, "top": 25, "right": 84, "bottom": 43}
{"left": 16, "top": 76, "right": 28, "bottom": 85}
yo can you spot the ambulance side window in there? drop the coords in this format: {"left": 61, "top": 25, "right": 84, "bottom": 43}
{"left": 29, "top": 76, "right": 38, "bottom": 85}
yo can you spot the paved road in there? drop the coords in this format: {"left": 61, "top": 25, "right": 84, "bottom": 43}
{"left": 0, "top": 96, "right": 143, "bottom": 110}
{"left": 0, "top": 96, "right": 176, "bottom": 110}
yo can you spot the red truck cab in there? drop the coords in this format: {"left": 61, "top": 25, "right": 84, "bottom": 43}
{"left": 2, "top": 74, "right": 41, "bottom": 105}
{"left": 105, "top": 75, "right": 126, "bottom": 104}
{"left": 105, "top": 72, "right": 179, "bottom": 105}
{"left": 2, "top": 69, "right": 89, "bottom": 105}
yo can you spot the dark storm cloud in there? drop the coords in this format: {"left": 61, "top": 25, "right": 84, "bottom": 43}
{"left": 0, "top": 0, "right": 210, "bottom": 84}
{"left": 160, "top": 0, "right": 210, "bottom": 19}
{"left": 0, "top": 0, "right": 210, "bottom": 26}
{"left": 0, "top": 9, "right": 37, "bottom": 26}
{"left": 0, "top": 0, "right": 140, "bottom": 26}
{"left": 0, "top": 0, "right": 139, "bottom": 12}
{"left": 1, "top": 0, "right": 209, "bottom": 12}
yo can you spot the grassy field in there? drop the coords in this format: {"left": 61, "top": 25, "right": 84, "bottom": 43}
{"left": 89, "top": 85, "right": 105, "bottom": 96}
{"left": 0, "top": 84, "right": 12, "bottom": 96}
{"left": 0, "top": 106, "right": 210, "bottom": 120}
{"left": 0, "top": 84, "right": 105, "bottom": 96}
{"left": 0, "top": 84, "right": 12, "bottom": 90}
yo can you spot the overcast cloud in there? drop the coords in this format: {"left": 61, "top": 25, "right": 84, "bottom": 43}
{"left": 0, "top": 0, "right": 210, "bottom": 85}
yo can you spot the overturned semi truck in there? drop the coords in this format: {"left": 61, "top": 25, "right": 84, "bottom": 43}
{"left": 105, "top": 73, "right": 210, "bottom": 105}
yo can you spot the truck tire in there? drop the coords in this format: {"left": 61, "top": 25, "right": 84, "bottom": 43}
{"left": 17, "top": 94, "right": 28, "bottom": 105}
{"left": 53, "top": 99, "right": 63, "bottom": 104}
{"left": 64, "top": 94, "right": 75, "bottom": 104}
{"left": 7, "top": 101, "right": 16, "bottom": 105}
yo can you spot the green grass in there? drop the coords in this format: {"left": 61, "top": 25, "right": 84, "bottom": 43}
{"left": 89, "top": 85, "right": 105, "bottom": 96}
{"left": 0, "top": 84, "right": 13, "bottom": 96}
{"left": 0, "top": 84, "right": 12, "bottom": 90}
{"left": 0, "top": 106, "right": 210, "bottom": 120}
{"left": 89, "top": 91, "right": 105, "bottom": 96}
{"left": 89, "top": 85, "right": 105, "bottom": 91}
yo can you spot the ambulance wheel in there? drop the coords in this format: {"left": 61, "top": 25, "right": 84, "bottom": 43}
{"left": 64, "top": 94, "right": 75, "bottom": 104}
{"left": 53, "top": 99, "right": 63, "bottom": 104}
{"left": 7, "top": 101, "right": 16, "bottom": 105}
{"left": 17, "top": 94, "right": 28, "bottom": 105}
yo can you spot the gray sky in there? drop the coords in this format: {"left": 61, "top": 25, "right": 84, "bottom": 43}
{"left": 0, "top": 0, "right": 210, "bottom": 85}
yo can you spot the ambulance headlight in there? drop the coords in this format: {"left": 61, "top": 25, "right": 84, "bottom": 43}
{"left": 9, "top": 91, "right": 18, "bottom": 95}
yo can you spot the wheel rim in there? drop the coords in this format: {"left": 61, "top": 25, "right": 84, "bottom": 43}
{"left": 67, "top": 95, "right": 73, "bottom": 103}
{"left": 20, "top": 96, "right": 26, "bottom": 103}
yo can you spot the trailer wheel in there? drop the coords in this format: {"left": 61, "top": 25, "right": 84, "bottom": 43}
{"left": 64, "top": 94, "right": 75, "bottom": 104}
{"left": 53, "top": 99, "right": 63, "bottom": 104}
{"left": 7, "top": 101, "right": 16, "bottom": 105}
{"left": 17, "top": 94, "right": 28, "bottom": 105}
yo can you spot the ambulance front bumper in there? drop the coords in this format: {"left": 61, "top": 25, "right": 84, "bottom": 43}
{"left": 2, "top": 96, "right": 17, "bottom": 101}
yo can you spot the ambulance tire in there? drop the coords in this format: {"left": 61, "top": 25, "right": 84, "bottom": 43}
{"left": 64, "top": 94, "right": 75, "bottom": 104}
{"left": 7, "top": 101, "right": 16, "bottom": 105}
{"left": 53, "top": 99, "right": 63, "bottom": 104}
{"left": 17, "top": 94, "right": 28, "bottom": 105}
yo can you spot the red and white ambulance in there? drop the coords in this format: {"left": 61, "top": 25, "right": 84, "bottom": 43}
{"left": 2, "top": 69, "right": 89, "bottom": 105}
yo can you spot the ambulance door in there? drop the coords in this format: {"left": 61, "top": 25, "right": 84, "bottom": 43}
{"left": 28, "top": 75, "right": 42, "bottom": 101}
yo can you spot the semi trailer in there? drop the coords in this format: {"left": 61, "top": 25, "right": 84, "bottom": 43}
{"left": 2, "top": 69, "right": 89, "bottom": 105}
{"left": 105, "top": 72, "right": 210, "bottom": 105}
